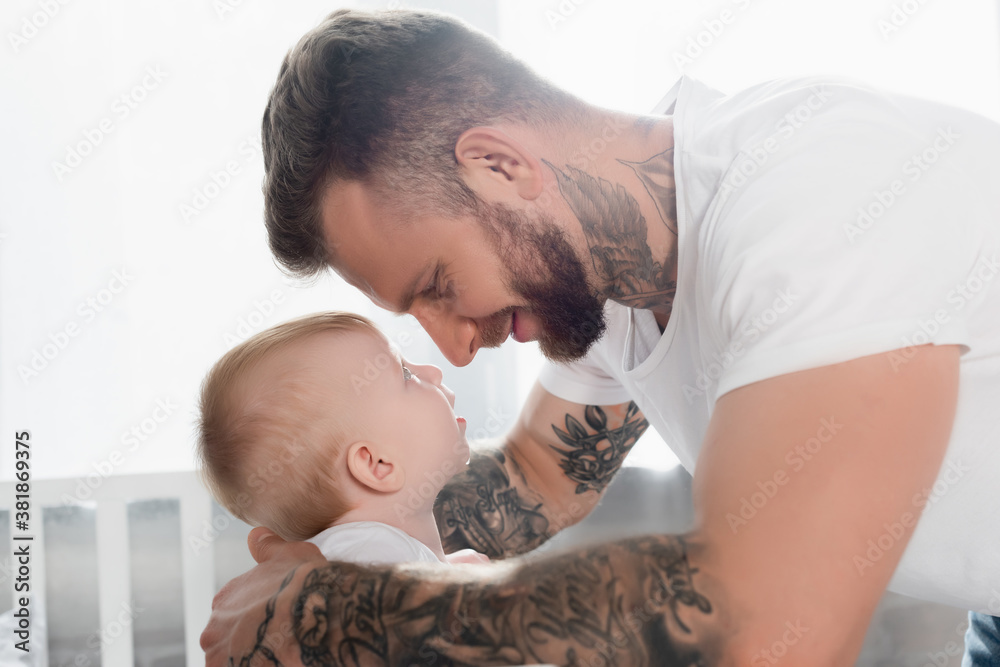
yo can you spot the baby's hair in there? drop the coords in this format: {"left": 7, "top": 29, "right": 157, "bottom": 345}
{"left": 196, "top": 311, "right": 383, "bottom": 541}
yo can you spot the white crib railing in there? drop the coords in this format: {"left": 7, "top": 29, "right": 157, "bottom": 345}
{"left": 0, "top": 471, "right": 215, "bottom": 667}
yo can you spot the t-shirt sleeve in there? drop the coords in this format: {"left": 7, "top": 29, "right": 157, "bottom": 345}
{"left": 707, "top": 108, "right": 979, "bottom": 401}
{"left": 538, "top": 354, "right": 633, "bottom": 407}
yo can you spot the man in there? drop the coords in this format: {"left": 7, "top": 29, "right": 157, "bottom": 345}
{"left": 202, "top": 8, "right": 1000, "bottom": 666}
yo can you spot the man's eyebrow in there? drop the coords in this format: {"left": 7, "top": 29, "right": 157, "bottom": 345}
{"left": 396, "top": 261, "right": 437, "bottom": 314}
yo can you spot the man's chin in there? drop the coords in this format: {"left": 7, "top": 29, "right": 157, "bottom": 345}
{"left": 537, "top": 341, "right": 592, "bottom": 364}
{"left": 536, "top": 327, "right": 604, "bottom": 363}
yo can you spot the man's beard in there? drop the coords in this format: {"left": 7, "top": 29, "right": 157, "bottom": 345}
{"left": 473, "top": 200, "right": 607, "bottom": 363}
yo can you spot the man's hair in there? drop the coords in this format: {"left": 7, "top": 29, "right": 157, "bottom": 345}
{"left": 262, "top": 8, "right": 586, "bottom": 282}
{"left": 196, "top": 311, "right": 382, "bottom": 541}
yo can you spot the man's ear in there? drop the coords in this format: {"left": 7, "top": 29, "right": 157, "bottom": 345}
{"left": 454, "top": 126, "right": 544, "bottom": 201}
{"left": 345, "top": 442, "right": 405, "bottom": 493}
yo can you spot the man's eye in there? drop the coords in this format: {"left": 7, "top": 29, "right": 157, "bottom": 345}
{"left": 421, "top": 272, "right": 453, "bottom": 302}
{"left": 429, "top": 280, "right": 454, "bottom": 301}
{"left": 402, "top": 366, "right": 414, "bottom": 381}
{"left": 420, "top": 282, "right": 440, "bottom": 300}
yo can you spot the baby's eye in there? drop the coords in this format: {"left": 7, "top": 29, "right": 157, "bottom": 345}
{"left": 402, "top": 365, "right": 414, "bottom": 381}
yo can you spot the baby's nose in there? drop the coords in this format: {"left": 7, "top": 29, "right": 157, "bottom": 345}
{"left": 422, "top": 363, "right": 445, "bottom": 386}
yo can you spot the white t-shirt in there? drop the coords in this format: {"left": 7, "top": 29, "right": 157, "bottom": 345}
{"left": 539, "top": 74, "right": 1000, "bottom": 612}
{"left": 307, "top": 521, "right": 443, "bottom": 565}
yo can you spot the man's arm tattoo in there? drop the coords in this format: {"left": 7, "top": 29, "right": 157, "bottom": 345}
{"left": 284, "top": 534, "right": 721, "bottom": 667}
{"left": 434, "top": 448, "right": 553, "bottom": 559}
{"left": 434, "top": 403, "right": 648, "bottom": 557}
{"left": 550, "top": 402, "right": 648, "bottom": 494}
{"left": 232, "top": 566, "right": 299, "bottom": 667}
{"left": 544, "top": 149, "right": 678, "bottom": 312}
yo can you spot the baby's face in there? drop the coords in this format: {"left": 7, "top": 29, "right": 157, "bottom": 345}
{"left": 337, "top": 330, "right": 471, "bottom": 486}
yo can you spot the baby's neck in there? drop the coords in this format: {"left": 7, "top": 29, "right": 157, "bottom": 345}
{"left": 332, "top": 503, "right": 446, "bottom": 562}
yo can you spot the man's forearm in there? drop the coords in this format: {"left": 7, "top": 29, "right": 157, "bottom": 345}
{"left": 433, "top": 445, "right": 558, "bottom": 558}
{"left": 243, "top": 532, "right": 727, "bottom": 667}
{"left": 434, "top": 401, "right": 649, "bottom": 559}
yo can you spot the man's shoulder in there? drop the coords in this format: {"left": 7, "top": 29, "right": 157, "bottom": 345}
{"left": 683, "top": 73, "right": 1000, "bottom": 166}
{"left": 682, "top": 73, "right": 902, "bottom": 115}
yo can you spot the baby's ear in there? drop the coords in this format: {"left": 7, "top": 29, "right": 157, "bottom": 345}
{"left": 345, "top": 442, "right": 404, "bottom": 493}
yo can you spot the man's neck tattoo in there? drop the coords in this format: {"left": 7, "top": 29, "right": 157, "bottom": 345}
{"left": 544, "top": 148, "right": 678, "bottom": 313}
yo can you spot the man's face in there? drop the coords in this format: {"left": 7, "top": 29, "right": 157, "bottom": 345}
{"left": 322, "top": 181, "right": 606, "bottom": 367}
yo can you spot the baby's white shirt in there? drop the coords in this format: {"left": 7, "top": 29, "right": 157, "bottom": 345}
{"left": 306, "top": 521, "right": 443, "bottom": 565}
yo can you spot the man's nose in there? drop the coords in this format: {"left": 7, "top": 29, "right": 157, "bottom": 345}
{"left": 412, "top": 305, "right": 478, "bottom": 367}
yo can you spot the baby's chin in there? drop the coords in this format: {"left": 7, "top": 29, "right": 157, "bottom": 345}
{"left": 449, "top": 433, "right": 471, "bottom": 461}
{"left": 456, "top": 440, "right": 472, "bottom": 467}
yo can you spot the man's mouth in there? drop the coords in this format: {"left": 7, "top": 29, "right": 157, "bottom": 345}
{"left": 510, "top": 309, "right": 525, "bottom": 343}
{"left": 510, "top": 309, "right": 537, "bottom": 343}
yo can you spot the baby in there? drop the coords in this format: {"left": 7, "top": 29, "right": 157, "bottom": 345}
{"left": 196, "top": 311, "right": 485, "bottom": 566}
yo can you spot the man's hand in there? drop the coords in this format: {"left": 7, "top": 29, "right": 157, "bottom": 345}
{"left": 444, "top": 548, "right": 491, "bottom": 565}
{"left": 200, "top": 527, "right": 326, "bottom": 667}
